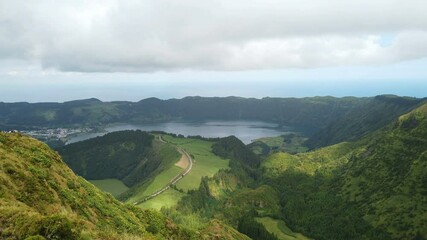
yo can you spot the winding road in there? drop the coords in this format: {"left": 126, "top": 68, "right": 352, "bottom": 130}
{"left": 133, "top": 135, "right": 193, "bottom": 205}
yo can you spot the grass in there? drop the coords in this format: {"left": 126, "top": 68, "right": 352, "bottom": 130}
{"left": 262, "top": 142, "right": 355, "bottom": 178}
{"left": 252, "top": 134, "right": 308, "bottom": 154}
{"left": 136, "top": 188, "right": 185, "bottom": 210}
{"left": 143, "top": 166, "right": 183, "bottom": 195}
{"left": 125, "top": 165, "right": 183, "bottom": 204}
{"left": 0, "top": 132, "right": 193, "bottom": 239}
{"left": 255, "top": 217, "right": 311, "bottom": 240}
{"left": 162, "top": 135, "right": 230, "bottom": 191}
{"left": 89, "top": 178, "right": 129, "bottom": 197}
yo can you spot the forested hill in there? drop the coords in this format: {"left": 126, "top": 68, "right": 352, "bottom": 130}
{"left": 305, "top": 95, "right": 425, "bottom": 148}
{"left": 262, "top": 102, "right": 427, "bottom": 239}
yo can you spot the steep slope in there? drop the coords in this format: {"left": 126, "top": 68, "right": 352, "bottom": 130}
{"left": 57, "top": 130, "right": 180, "bottom": 188}
{"left": 336, "top": 102, "right": 427, "bottom": 238}
{"left": 0, "top": 132, "right": 192, "bottom": 239}
{"left": 262, "top": 103, "right": 427, "bottom": 239}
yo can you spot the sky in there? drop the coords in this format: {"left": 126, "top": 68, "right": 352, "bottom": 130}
{"left": 0, "top": 0, "right": 426, "bottom": 102}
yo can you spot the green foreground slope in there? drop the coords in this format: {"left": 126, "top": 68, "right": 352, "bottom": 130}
{"left": 0, "top": 133, "right": 192, "bottom": 240}
{"left": 262, "top": 103, "right": 427, "bottom": 239}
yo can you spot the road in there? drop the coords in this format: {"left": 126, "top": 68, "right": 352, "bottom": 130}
{"left": 133, "top": 135, "right": 193, "bottom": 205}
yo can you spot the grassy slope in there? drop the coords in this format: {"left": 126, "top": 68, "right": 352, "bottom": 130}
{"left": 137, "top": 188, "right": 186, "bottom": 210}
{"left": 263, "top": 142, "right": 356, "bottom": 177}
{"left": 261, "top": 103, "right": 427, "bottom": 239}
{"left": 250, "top": 134, "right": 308, "bottom": 155}
{"left": 200, "top": 220, "right": 251, "bottom": 240}
{"left": 0, "top": 132, "right": 193, "bottom": 240}
{"left": 125, "top": 165, "right": 183, "bottom": 207}
{"left": 255, "top": 217, "right": 310, "bottom": 240}
{"left": 89, "top": 178, "right": 129, "bottom": 197}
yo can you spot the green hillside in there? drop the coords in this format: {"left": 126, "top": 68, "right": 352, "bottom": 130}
{"left": 0, "top": 132, "right": 193, "bottom": 239}
{"left": 262, "top": 103, "right": 427, "bottom": 239}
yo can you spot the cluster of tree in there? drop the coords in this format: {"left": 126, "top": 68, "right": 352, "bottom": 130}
{"left": 57, "top": 130, "right": 155, "bottom": 187}
{"left": 237, "top": 211, "right": 277, "bottom": 240}
{"left": 212, "top": 136, "right": 261, "bottom": 168}
{"left": 264, "top": 169, "right": 390, "bottom": 239}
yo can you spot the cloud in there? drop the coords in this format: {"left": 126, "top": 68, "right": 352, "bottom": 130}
{"left": 1, "top": 0, "right": 427, "bottom": 72}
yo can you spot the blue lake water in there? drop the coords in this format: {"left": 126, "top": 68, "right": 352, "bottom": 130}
{"left": 66, "top": 121, "right": 295, "bottom": 145}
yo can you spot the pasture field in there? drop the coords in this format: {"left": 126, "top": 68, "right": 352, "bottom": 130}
{"left": 89, "top": 178, "right": 129, "bottom": 197}
{"left": 136, "top": 188, "right": 185, "bottom": 210}
{"left": 255, "top": 217, "right": 311, "bottom": 240}
{"left": 125, "top": 165, "right": 183, "bottom": 205}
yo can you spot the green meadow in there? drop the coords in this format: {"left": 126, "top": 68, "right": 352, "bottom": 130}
{"left": 125, "top": 165, "right": 183, "bottom": 204}
{"left": 89, "top": 178, "right": 129, "bottom": 197}
{"left": 255, "top": 217, "right": 311, "bottom": 240}
{"left": 137, "top": 188, "right": 185, "bottom": 210}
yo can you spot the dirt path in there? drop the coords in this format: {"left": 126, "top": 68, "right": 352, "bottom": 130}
{"left": 175, "top": 148, "right": 189, "bottom": 169}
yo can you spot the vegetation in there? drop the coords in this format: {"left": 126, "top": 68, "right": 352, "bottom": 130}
{"left": 4, "top": 97, "right": 426, "bottom": 240}
{"left": 128, "top": 134, "right": 232, "bottom": 211}
{"left": 164, "top": 137, "right": 290, "bottom": 239}
{"left": 89, "top": 179, "right": 129, "bottom": 197}
{"left": 161, "top": 135, "right": 229, "bottom": 191}
{"left": 0, "top": 95, "right": 402, "bottom": 132}
{"left": 306, "top": 95, "right": 425, "bottom": 149}
{"left": 58, "top": 130, "right": 177, "bottom": 188}
{"left": 160, "top": 103, "right": 427, "bottom": 240}
{"left": 124, "top": 165, "right": 182, "bottom": 205}
{"left": 238, "top": 212, "right": 278, "bottom": 240}
{"left": 255, "top": 217, "right": 310, "bottom": 240}
{"left": 0, "top": 132, "right": 194, "bottom": 239}
{"left": 261, "top": 103, "right": 427, "bottom": 239}
{"left": 248, "top": 134, "right": 308, "bottom": 155}
{"left": 212, "top": 136, "right": 261, "bottom": 168}
{"left": 136, "top": 188, "right": 186, "bottom": 210}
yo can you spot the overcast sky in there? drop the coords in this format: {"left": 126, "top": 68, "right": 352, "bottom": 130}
{"left": 0, "top": 0, "right": 426, "bottom": 102}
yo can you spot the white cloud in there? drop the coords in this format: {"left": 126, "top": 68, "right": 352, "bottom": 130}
{"left": 0, "top": 0, "right": 427, "bottom": 72}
